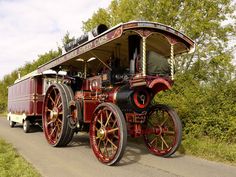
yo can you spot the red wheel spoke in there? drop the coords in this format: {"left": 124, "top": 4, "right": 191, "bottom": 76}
{"left": 143, "top": 105, "right": 182, "bottom": 157}
{"left": 49, "top": 96, "right": 55, "bottom": 105}
{"left": 149, "top": 136, "right": 157, "bottom": 145}
{"left": 56, "top": 124, "right": 61, "bottom": 133}
{"left": 97, "top": 139, "right": 102, "bottom": 148}
{"left": 107, "top": 127, "right": 119, "bottom": 134}
{"left": 160, "top": 135, "right": 169, "bottom": 149}
{"left": 53, "top": 87, "right": 57, "bottom": 96}
{"left": 161, "top": 117, "right": 168, "bottom": 126}
{"left": 90, "top": 103, "right": 127, "bottom": 165}
{"left": 55, "top": 94, "right": 62, "bottom": 108}
{"left": 57, "top": 118, "right": 62, "bottom": 124}
{"left": 97, "top": 119, "right": 100, "bottom": 124}
{"left": 164, "top": 131, "right": 175, "bottom": 136}
{"left": 104, "top": 139, "right": 109, "bottom": 157}
{"left": 97, "top": 113, "right": 104, "bottom": 127}
{"left": 49, "top": 127, "right": 56, "bottom": 138}
{"left": 161, "top": 136, "right": 164, "bottom": 150}
{"left": 58, "top": 111, "right": 63, "bottom": 115}
{"left": 55, "top": 94, "right": 60, "bottom": 107}
{"left": 100, "top": 113, "right": 103, "bottom": 126}
{"left": 111, "top": 119, "right": 117, "bottom": 128}
{"left": 57, "top": 102, "right": 62, "bottom": 109}
{"left": 107, "top": 137, "right": 118, "bottom": 150}
{"left": 97, "top": 119, "right": 102, "bottom": 126}
{"left": 101, "top": 141, "right": 106, "bottom": 154}
{"left": 55, "top": 127, "right": 60, "bottom": 139}
{"left": 104, "top": 112, "right": 112, "bottom": 127}
{"left": 47, "top": 120, "right": 54, "bottom": 126}
{"left": 46, "top": 108, "right": 53, "bottom": 112}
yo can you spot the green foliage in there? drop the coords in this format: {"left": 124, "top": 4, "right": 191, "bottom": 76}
{"left": 156, "top": 74, "right": 236, "bottom": 143}
{"left": 0, "top": 138, "right": 41, "bottom": 177}
{"left": 62, "top": 31, "right": 75, "bottom": 47}
{"left": 83, "top": 0, "right": 236, "bottom": 146}
{"left": 182, "top": 136, "right": 236, "bottom": 164}
{"left": 0, "top": 49, "right": 61, "bottom": 113}
{"left": 83, "top": 0, "right": 236, "bottom": 71}
{"left": 83, "top": 8, "right": 111, "bottom": 31}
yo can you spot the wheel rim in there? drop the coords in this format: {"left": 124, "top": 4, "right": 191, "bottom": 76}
{"left": 90, "top": 106, "right": 121, "bottom": 164}
{"left": 143, "top": 106, "right": 178, "bottom": 156}
{"left": 43, "top": 86, "right": 63, "bottom": 145}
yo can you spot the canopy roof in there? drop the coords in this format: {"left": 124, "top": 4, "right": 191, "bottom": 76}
{"left": 37, "top": 21, "right": 195, "bottom": 74}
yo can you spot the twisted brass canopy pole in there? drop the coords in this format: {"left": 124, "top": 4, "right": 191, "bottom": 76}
{"left": 142, "top": 37, "right": 146, "bottom": 76}
{"left": 170, "top": 43, "right": 175, "bottom": 80}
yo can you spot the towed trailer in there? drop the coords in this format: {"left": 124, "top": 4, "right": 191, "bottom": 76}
{"left": 7, "top": 70, "right": 66, "bottom": 132}
{"left": 8, "top": 21, "right": 195, "bottom": 165}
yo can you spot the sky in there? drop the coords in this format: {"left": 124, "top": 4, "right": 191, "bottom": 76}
{"left": 0, "top": 0, "right": 235, "bottom": 80}
{"left": 0, "top": 0, "right": 112, "bottom": 80}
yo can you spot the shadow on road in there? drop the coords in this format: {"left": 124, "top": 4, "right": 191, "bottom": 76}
{"left": 5, "top": 116, "right": 185, "bottom": 166}
{"left": 66, "top": 133, "right": 184, "bottom": 166}
{"left": 11, "top": 124, "right": 43, "bottom": 133}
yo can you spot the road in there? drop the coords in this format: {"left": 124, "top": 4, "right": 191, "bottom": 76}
{"left": 0, "top": 117, "right": 236, "bottom": 177}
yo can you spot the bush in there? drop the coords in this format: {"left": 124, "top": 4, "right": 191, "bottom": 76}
{"left": 156, "top": 74, "right": 236, "bottom": 144}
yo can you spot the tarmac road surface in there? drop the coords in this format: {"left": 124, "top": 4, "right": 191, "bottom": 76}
{"left": 0, "top": 117, "right": 236, "bottom": 177}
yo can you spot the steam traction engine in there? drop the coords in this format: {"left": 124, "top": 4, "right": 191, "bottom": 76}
{"left": 38, "top": 21, "right": 195, "bottom": 165}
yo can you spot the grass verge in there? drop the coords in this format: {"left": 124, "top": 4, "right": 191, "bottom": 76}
{"left": 0, "top": 112, "right": 7, "bottom": 117}
{"left": 0, "top": 138, "right": 41, "bottom": 177}
{"left": 181, "top": 136, "right": 236, "bottom": 165}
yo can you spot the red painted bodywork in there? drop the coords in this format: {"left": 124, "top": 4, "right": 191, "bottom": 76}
{"left": 72, "top": 74, "right": 173, "bottom": 126}
{"left": 8, "top": 76, "right": 44, "bottom": 116}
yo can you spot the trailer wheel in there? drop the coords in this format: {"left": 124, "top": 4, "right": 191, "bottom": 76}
{"left": 9, "top": 118, "right": 16, "bottom": 128}
{"left": 90, "top": 103, "right": 127, "bottom": 166}
{"left": 143, "top": 104, "right": 182, "bottom": 157}
{"left": 42, "top": 84, "right": 74, "bottom": 147}
{"left": 23, "top": 120, "right": 30, "bottom": 133}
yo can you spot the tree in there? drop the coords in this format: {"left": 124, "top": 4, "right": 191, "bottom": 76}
{"left": 62, "top": 31, "right": 75, "bottom": 47}
{"left": 83, "top": 0, "right": 236, "bottom": 78}
{"left": 83, "top": 8, "right": 110, "bottom": 31}
{"left": 0, "top": 49, "right": 61, "bottom": 113}
{"left": 82, "top": 0, "right": 236, "bottom": 143}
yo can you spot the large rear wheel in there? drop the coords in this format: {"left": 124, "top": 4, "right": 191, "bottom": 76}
{"left": 90, "top": 103, "right": 127, "bottom": 165}
{"left": 42, "top": 83, "right": 74, "bottom": 147}
{"left": 143, "top": 104, "right": 182, "bottom": 157}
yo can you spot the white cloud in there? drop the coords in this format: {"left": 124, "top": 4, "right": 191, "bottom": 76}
{"left": 0, "top": 0, "right": 235, "bottom": 80}
{"left": 0, "top": 0, "right": 111, "bottom": 80}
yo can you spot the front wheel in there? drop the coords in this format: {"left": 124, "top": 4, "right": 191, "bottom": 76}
{"left": 143, "top": 104, "right": 182, "bottom": 157}
{"left": 90, "top": 103, "right": 127, "bottom": 166}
